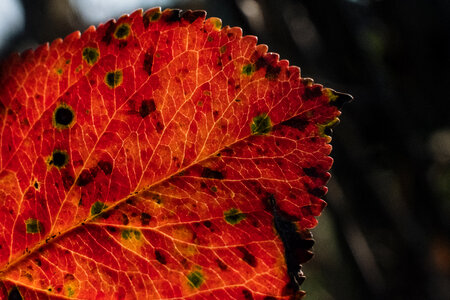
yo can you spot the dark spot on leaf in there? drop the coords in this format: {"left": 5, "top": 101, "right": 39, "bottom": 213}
{"left": 76, "top": 170, "right": 93, "bottom": 186}
{"left": 282, "top": 117, "right": 309, "bottom": 131}
{"left": 237, "top": 246, "right": 257, "bottom": 267}
{"left": 25, "top": 218, "right": 43, "bottom": 234}
{"left": 34, "top": 258, "right": 41, "bottom": 266}
{"left": 50, "top": 149, "right": 69, "bottom": 168}
{"left": 187, "top": 270, "right": 204, "bottom": 288}
{"left": 251, "top": 113, "right": 272, "bottom": 135}
{"left": 122, "top": 213, "right": 129, "bottom": 225}
{"left": 64, "top": 273, "right": 75, "bottom": 281}
{"left": 114, "top": 23, "right": 130, "bottom": 39}
{"left": 216, "top": 259, "right": 228, "bottom": 270}
{"left": 126, "top": 197, "right": 135, "bottom": 205}
{"left": 200, "top": 182, "right": 207, "bottom": 189}
{"left": 265, "top": 65, "right": 281, "bottom": 80}
{"left": 33, "top": 181, "right": 39, "bottom": 189}
{"left": 98, "top": 160, "right": 113, "bottom": 175}
{"left": 8, "top": 286, "right": 22, "bottom": 300}
{"left": 163, "top": 9, "right": 181, "bottom": 23}
{"left": 242, "top": 289, "right": 254, "bottom": 300}
{"left": 308, "top": 186, "right": 327, "bottom": 198}
{"left": 181, "top": 10, "right": 205, "bottom": 23}
{"left": 61, "top": 169, "right": 75, "bottom": 190}
{"left": 141, "top": 212, "right": 151, "bottom": 226}
{"left": 303, "top": 167, "right": 324, "bottom": 179}
{"left": 154, "top": 249, "right": 167, "bottom": 264}
{"left": 105, "top": 70, "right": 123, "bottom": 88}
{"left": 224, "top": 208, "right": 246, "bottom": 225}
{"left": 203, "top": 220, "right": 212, "bottom": 228}
{"left": 118, "top": 41, "right": 128, "bottom": 49}
{"left": 91, "top": 201, "right": 107, "bottom": 215}
{"left": 82, "top": 47, "right": 99, "bottom": 65}
{"left": 139, "top": 99, "right": 156, "bottom": 118}
{"left": 156, "top": 121, "right": 164, "bottom": 133}
{"left": 201, "top": 167, "right": 224, "bottom": 180}
{"left": 101, "top": 210, "right": 111, "bottom": 219}
{"left": 303, "top": 85, "right": 322, "bottom": 100}
{"left": 107, "top": 226, "right": 116, "bottom": 233}
{"left": 53, "top": 105, "right": 74, "bottom": 128}
{"left": 143, "top": 50, "right": 154, "bottom": 76}
{"left": 101, "top": 21, "right": 115, "bottom": 44}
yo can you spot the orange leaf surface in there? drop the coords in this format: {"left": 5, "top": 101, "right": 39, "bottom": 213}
{"left": 0, "top": 8, "right": 350, "bottom": 299}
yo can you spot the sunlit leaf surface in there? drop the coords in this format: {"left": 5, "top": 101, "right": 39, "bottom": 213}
{"left": 0, "top": 8, "right": 350, "bottom": 299}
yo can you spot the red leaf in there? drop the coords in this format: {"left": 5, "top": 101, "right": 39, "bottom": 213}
{"left": 0, "top": 8, "right": 350, "bottom": 299}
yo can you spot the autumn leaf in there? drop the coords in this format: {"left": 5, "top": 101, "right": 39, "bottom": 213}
{"left": 0, "top": 8, "right": 350, "bottom": 299}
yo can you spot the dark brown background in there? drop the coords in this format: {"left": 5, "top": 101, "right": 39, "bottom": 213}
{"left": 1, "top": 1, "right": 449, "bottom": 299}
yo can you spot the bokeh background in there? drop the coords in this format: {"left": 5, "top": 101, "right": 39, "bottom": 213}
{"left": 1, "top": 1, "right": 449, "bottom": 299}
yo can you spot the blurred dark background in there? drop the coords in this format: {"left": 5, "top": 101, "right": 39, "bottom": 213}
{"left": 1, "top": 0, "right": 449, "bottom": 299}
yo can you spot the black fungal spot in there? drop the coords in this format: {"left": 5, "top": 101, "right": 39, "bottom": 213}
{"left": 200, "top": 182, "right": 207, "bottom": 189}
{"left": 154, "top": 249, "right": 167, "bottom": 265}
{"left": 82, "top": 47, "right": 99, "bottom": 65}
{"left": 54, "top": 106, "right": 74, "bottom": 127}
{"left": 139, "top": 99, "right": 156, "bottom": 118}
{"left": 121, "top": 213, "right": 129, "bottom": 225}
{"left": 50, "top": 150, "right": 69, "bottom": 168}
{"left": 105, "top": 70, "right": 123, "bottom": 88}
{"left": 141, "top": 212, "right": 151, "bottom": 226}
{"left": 237, "top": 246, "right": 257, "bottom": 267}
{"left": 114, "top": 23, "right": 130, "bottom": 39}
{"left": 265, "top": 65, "right": 281, "bottom": 80}
{"left": 216, "top": 259, "right": 228, "bottom": 270}
{"left": 242, "top": 289, "right": 254, "bottom": 300}
{"left": 143, "top": 50, "right": 154, "bottom": 76}
{"left": 162, "top": 9, "right": 181, "bottom": 23}
{"left": 201, "top": 167, "right": 224, "bottom": 180}
{"left": 203, "top": 220, "right": 212, "bottom": 228}
{"left": 180, "top": 10, "right": 206, "bottom": 23}
{"left": 8, "top": 286, "right": 22, "bottom": 300}
{"left": 76, "top": 170, "right": 93, "bottom": 186}
{"left": 33, "top": 181, "right": 39, "bottom": 189}
{"left": 98, "top": 160, "right": 113, "bottom": 175}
